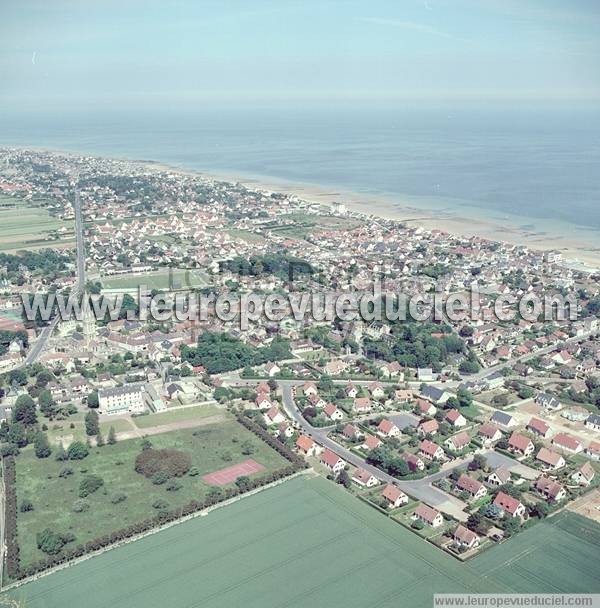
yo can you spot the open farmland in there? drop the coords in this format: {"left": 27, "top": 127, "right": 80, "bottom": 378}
{"left": 0, "top": 195, "right": 74, "bottom": 252}
{"left": 4, "top": 476, "right": 599, "bottom": 608}
{"left": 13, "top": 418, "right": 288, "bottom": 570}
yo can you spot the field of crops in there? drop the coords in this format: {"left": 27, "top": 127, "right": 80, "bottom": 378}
{"left": 0, "top": 195, "right": 74, "bottom": 252}
{"left": 6, "top": 475, "right": 598, "bottom": 608}
{"left": 13, "top": 418, "right": 288, "bottom": 569}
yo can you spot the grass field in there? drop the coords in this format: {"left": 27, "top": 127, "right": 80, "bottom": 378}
{"left": 0, "top": 195, "right": 74, "bottom": 252}
{"left": 132, "top": 404, "right": 222, "bottom": 429}
{"left": 13, "top": 419, "right": 288, "bottom": 569}
{"left": 100, "top": 269, "right": 209, "bottom": 291}
{"left": 5, "top": 476, "right": 599, "bottom": 607}
{"left": 45, "top": 414, "right": 134, "bottom": 446}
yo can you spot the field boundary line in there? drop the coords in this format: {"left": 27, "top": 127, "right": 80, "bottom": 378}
{"left": 0, "top": 468, "right": 312, "bottom": 593}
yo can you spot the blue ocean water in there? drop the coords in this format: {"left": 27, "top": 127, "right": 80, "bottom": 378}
{"left": 1, "top": 105, "right": 599, "bottom": 233}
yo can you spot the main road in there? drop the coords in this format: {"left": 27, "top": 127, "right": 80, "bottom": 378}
{"left": 21, "top": 186, "right": 86, "bottom": 367}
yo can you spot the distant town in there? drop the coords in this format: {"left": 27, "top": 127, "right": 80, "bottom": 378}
{"left": 0, "top": 148, "right": 600, "bottom": 586}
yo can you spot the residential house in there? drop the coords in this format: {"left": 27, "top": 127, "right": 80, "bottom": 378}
{"left": 413, "top": 504, "right": 443, "bottom": 528}
{"left": 536, "top": 392, "right": 562, "bottom": 411}
{"left": 415, "top": 398, "right": 436, "bottom": 417}
{"left": 381, "top": 484, "right": 408, "bottom": 508}
{"left": 352, "top": 468, "right": 379, "bottom": 488}
{"left": 478, "top": 423, "right": 502, "bottom": 446}
{"left": 493, "top": 491, "right": 526, "bottom": 518}
{"left": 526, "top": 417, "right": 551, "bottom": 439}
{"left": 320, "top": 448, "right": 346, "bottom": 474}
{"left": 535, "top": 477, "right": 566, "bottom": 502}
{"left": 487, "top": 467, "right": 511, "bottom": 486}
{"left": 453, "top": 525, "right": 480, "bottom": 550}
{"left": 445, "top": 431, "right": 471, "bottom": 452}
{"left": 508, "top": 432, "right": 535, "bottom": 457}
{"left": 378, "top": 419, "right": 400, "bottom": 438}
{"left": 353, "top": 397, "right": 373, "bottom": 413}
{"left": 264, "top": 406, "right": 285, "bottom": 426}
{"left": 419, "top": 439, "right": 445, "bottom": 461}
{"left": 571, "top": 462, "right": 595, "bottom": 486}
{"left": 456, "top": 474, "right": 488, "bottom": 500}
{"left": 552, "top": 432, "right": 582, "bottom": 454}
{"left": 490, "top": 411, "right": 516, "bottom": 429}
{"left": 418, "top": 419, "right": 439, "bottom": 437}
{"left": 445, "top": 409, "right": 467, "bottom": 428}
{"left": 585, "top": 414, "right": 600, "bottom": 432}
{"left": 342, "top": 423, "right": 362, "bottom": 441}
{"left": 586, "top": 441, "right": 600, "bottom": 461}
{"left": 323, "top": 403, "right": 344, "bottom": 421}
{"left": 362, "top": 434, "right": 382, "bottom": 451}
{"left": 421, "top": 385, "right": 450, "bottom": 405}
{"left": 296, "top": 434, "right": 318, "bottom": 456}
{"left": 535, "top": 447, "right": 565, "bottom": 471}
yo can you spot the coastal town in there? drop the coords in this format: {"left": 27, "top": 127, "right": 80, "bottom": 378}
{"left": 0, "top": 147, "right": 600, "bottom": 584}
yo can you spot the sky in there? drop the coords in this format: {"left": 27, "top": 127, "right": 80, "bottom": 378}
{"left": 1, "top": 0, "right": 599, "bottom": 110}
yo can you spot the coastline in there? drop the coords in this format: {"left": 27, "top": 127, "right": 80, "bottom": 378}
{"left": 146, "top": 160, "right": 600, "bottom": 271}
{"left": 4, "top": 146, "right": 600, "bottom": 271}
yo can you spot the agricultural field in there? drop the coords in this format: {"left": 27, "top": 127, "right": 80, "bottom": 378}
{"left": 0, "top": 195, "right": 74, "bottom": 252}
{"left": 4, "top": 476, "right": 599, "bottom": 608}
{"left": 13, "top": 418, "right": 288, "bottom": 569}
{"left": 100, "top": 268, "right": 209, "bottom": 291}
{"left": 132, "top": 404, "right": 223, "bottom": 429}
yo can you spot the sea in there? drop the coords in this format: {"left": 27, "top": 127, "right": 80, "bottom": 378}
{"left": 1, "top": 104, "right": 599, "bottom": 239}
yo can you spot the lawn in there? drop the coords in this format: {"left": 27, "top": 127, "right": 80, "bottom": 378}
{"left": 133, "top": 404, "right": 222, "bottom": 429}
{"left": 13, "top": 419, "right": 288, "bottom": 569}
{"left": 45, "top": 414, "right": 134, "bottom": 446}
{"left": 5, "top": 477, "right": 599, "bottom": 608}
{"left": 100, "top": 269, "right": 209, "bottom": 291}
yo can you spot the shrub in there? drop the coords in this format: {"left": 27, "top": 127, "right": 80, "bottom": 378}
{"left": 411, "top": 519, "right": 425, "bottom": 530}
{"left": 152, "top": 499, "right": 168, "bottom": 510}
{"left": 36, "top": 528, "right": 75, "bottom": 555}
{"left": 135, "top": 448, "right": 191, "bottom": 479}
{"left": 78, "top": 475, "right": 104, "bottom": 498}
{"left": 110, "top": 492, "right": 127, "bottom": 504}
{"left": 188, "top": 466, "right": 199, "bottom": 477}
{"left": 59, "top": 466, "right": 73, "bottom": 478}
{"left": 19, "top": 499, "right": 34, "bottom": 513}
{"left": 166, "top": 480, "right": 182, "bottom": 492}
{"left": 151, "top": 471, "right": 169, "bottom": 485}
{"left": 67, "top": 441, "right": 89, "bottom": 460}
{"left": 72, "top": 499, "right": 90, "bottom": 513}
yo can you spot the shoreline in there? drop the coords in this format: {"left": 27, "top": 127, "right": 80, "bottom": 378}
{"left": 151, "top": 162, "right": 600, "bottom": 271}
{"left": 4, "top": 145, "right": 600, "bottom": 271}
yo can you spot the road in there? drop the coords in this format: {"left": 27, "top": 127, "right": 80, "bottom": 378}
{"left": 21, "top": 186, "right": 85, "bottom": 367}
{"left": 279, "top": 381, "right": 508, "bottom": 521}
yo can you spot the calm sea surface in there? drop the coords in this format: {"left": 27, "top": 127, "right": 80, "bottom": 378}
{"left": 1, "top": 105, "right": 599, "bottom": 234}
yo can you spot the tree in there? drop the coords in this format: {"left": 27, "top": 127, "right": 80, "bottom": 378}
{"left": 20, "top": 499, "right": 34, "bottom": 513}
{"left": 96, "top": 432, "right": 105, "bottom": 447}
{"left": 55, "top": 444, "right": 68, "bottom": 461}
{"left": 34, "top": 431, "right": 52, "bottom": 458}
{"left": 84, "top": 409, "right": 100, "bottom": 436}
{"left": 12, "top": 394, "right": 37, "bottom": 425}
{"left": 87, "top": 391, "right": 99, "bottom": 408}
{"left": 337, "top": 469, "right": 352, "bottom": 489}
{"left": 240, "top": 440, "right": 256, "bottom": 455}
{"left": 36, "top": 528, "right": 75, "bottom": 555}
{"left": 67, "top": 441, "right": 89, "bottom": 460}
{"left": 38, "top": 390, "right": 56, "bottom": 418}
{"left": 7, "top": 422, "right": 27, "bottom": 447}
{"left": 235, "top": 475, "right": 251, "bottom": 492}
{"left": 107, "top": 426, "right": 117, "bottom": 445}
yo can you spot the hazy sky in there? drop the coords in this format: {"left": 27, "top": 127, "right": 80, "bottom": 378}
{"left": 1, "top": 0, "right": 599, "bottom": 109}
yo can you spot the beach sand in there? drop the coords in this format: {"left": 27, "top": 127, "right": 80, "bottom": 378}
{"left": 161, "top": 165, "right": 600, "bottom": 271}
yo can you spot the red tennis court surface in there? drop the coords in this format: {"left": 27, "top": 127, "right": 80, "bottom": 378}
{"left": 202, "top": 459, "right": 266, "bottom": 486}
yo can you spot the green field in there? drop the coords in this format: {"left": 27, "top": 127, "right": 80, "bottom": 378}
{"left": 0, "top": 195, "right": 74, "bottom": 252}
{"left": 100, "top": 268, "right": 209, "bottom": 291}
{"left": 133, "top": 404, "right": 222, "bottom": 429}
{"left": 5, "top": 476, "right": 599, "bottom": 607}
{"left": 13, "top": 419, "right": 288, "bottom": 568}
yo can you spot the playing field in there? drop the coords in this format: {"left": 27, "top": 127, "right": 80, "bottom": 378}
{"left": 5, "top": 476, "right": 599, "bottom": 607}
{"left": 13, "top": 418, "right": 288, "bottom": 569}
{"left": 101, "top": 269, "right": 209, "bottom": 291}
{"left": 132, "top": 404, "right": 222, "bottom": 429}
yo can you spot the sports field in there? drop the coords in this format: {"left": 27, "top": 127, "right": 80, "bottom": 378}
{"left": 13, "top": 418, "right": 288, "bottom": 569}
{"left": 132, "top": 404, "right": 222, "bottom": 429}
{"left": 4, "top": 476, "right": 598, "bottom": 608}
{"left": 100, "top": 269, "right": 209, "bottom": 291}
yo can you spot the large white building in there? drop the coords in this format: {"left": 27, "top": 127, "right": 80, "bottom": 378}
{"left": 98, "top": 383, "right": 148, "bottom": 415}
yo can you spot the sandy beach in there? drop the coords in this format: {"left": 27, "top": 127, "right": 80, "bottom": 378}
{"left": 147, "top": 161, "right": 600, "bottom": 272}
